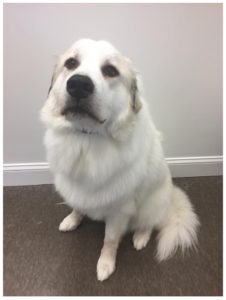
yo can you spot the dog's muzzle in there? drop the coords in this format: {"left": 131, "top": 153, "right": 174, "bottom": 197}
{"left": 62, "top": 75, "right": 105, "bottom": 124}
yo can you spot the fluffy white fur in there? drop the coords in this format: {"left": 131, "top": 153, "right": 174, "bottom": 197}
{"left": 41, "top": 39, "right": 199, "bottom": 281}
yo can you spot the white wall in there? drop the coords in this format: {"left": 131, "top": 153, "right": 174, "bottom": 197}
{"left": 3, "top": 3, "right": 223, "bottom": 185}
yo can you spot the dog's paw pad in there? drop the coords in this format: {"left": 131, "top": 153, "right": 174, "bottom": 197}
{"left": 133, "top": 231, "right": 151, "bottom": 250}
{"left": 59, "top": 214, "right": 80, "bottom": 232}
{"left": 97, "top": 257, "right": 115, "bottom": 281}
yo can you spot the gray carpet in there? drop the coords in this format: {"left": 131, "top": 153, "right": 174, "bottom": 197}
{"left": 4, "top": 176, "right": 222, "bottom": 296}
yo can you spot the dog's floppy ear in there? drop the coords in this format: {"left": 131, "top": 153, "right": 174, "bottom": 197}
{"left": 131, "top": 78, "right": 142, "bottom": 113}
{"left": 47, "top": 61, "right": 60, "bottom": 95}
{"left": 48, "top": 75, "right": 54, "bottom": 95}
{"left": 47, "top": 65, "right": 57, "bottom": 95}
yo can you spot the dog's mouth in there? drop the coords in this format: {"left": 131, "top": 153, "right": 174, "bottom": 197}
{"left": 61, "top": 104, "right": 106, "bottom": 124}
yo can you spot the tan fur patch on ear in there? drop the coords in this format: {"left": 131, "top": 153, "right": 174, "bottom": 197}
{"left": 48, "top": 65, "right": 61, "bottom": 94}
{"left": 52, "top": 67, "right": 61, "bottom": 85}
{"left": 133, "top": 98, "right": 142, "bottom": 113}
{"left": 130, "top": 79, "right": 142, "bottom": 113}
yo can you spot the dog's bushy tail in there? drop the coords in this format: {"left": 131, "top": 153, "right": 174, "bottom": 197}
{"left": 156, "top": 186, "right": 200, "bottom": 261}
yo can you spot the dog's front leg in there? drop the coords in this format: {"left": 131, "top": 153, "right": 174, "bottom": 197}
{"left": 59, "top": 209, "right": 83, "bottom": 232}
{"left": 97, "top": 215, "right": 129, "bottom": 281}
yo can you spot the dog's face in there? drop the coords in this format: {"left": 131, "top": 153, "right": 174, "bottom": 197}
{"left": 41, "top": 39, "right": 142, "bottom": 137}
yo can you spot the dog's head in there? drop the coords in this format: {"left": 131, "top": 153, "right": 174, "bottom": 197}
{"left": 41, "top": 39, "right": 142, "bottom": 138}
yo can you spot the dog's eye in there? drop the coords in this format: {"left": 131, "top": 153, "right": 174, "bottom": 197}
{"left": 64, "top": 58, "right": 79, "bottom": 70}
{"left": 102, "top": 65, "right": 119, "bottom": 77}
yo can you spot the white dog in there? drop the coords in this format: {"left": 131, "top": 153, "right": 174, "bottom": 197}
{"left": 40, "top": 39, "right": 199, "bottom": 281}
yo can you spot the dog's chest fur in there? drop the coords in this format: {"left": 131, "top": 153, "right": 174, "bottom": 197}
{"left": 44, "top": 128, "right": 148, "bottom": 218}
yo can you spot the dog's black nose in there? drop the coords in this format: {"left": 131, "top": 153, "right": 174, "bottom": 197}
{"left": 66, "top": 75, "right": 94, "bottom": 99}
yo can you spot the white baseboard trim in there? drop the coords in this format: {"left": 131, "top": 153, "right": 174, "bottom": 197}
{"left": 166, "top": 156, "right": 223, "bottom": 178}
{"left": 3, "top": 162, "right": 53, "bottom": 186}
{"left": 3, "top": 156, "right": 223, "bottom": 186}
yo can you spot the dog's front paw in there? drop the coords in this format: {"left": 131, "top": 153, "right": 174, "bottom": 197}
{"left": 97, "top": 256, "right": 116, "bottom": 281}
{"left": 59, "top": 212, "right": 82, "bottom": 232}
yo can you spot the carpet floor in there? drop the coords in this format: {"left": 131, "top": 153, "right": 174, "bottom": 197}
{"left": 3, "top": 176, "right": 222, "bottom": 296}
